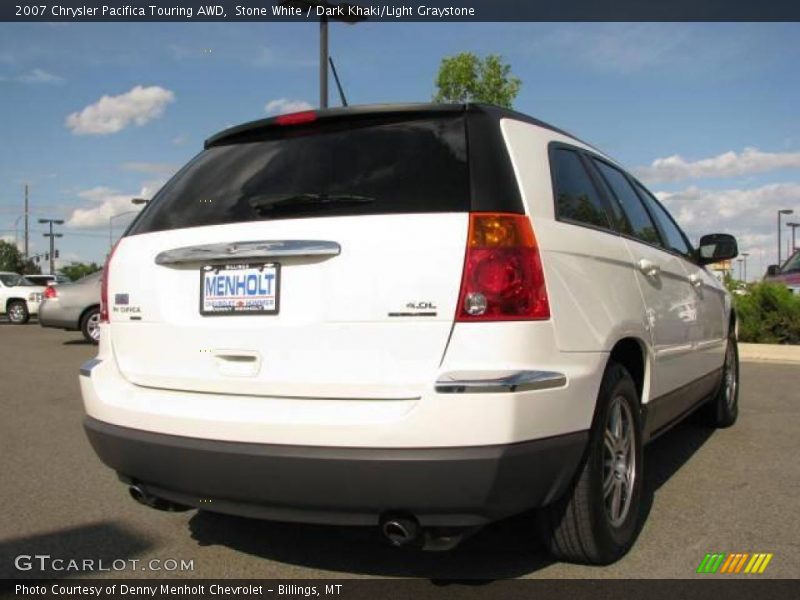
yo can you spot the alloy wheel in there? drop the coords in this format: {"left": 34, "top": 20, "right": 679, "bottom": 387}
{"left": 602, "top": 395, "right": 636, "bottom": 528}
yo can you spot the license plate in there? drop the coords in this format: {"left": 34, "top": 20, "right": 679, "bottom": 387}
{"left": 200, "top": 263, "right": 280, "bottom": 316}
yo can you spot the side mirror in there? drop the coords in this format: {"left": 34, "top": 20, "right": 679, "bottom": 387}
{"left": 697, "top": 233, "right": 738, "bottom": 265}
{"left": 766, "top": 265, "right": 780, "bottom": 277}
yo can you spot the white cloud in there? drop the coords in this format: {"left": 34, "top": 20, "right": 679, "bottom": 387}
{"left": 172, "top": 133, "right": 188, "bottom": 146}
{"left": 17, "top": 68, "right": 64, "bottom": 84}
{"left": 65, "top": 85, "right": 175, "bottom": 135}
{"left": 66, "top": 184, "right": 157, "bottom": 229}
{"left": 264, "top": 98, "right": 313, "bottom": 115}
{"left": 636, "top": 148, "right": 800, "bottom": 184}
{"left": 657, "top": 183, "right": 800, "bottom": 269}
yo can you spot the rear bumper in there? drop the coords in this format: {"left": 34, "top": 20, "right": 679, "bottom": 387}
{"left": 84, "top": 417, "right": 587, "bottom": 528}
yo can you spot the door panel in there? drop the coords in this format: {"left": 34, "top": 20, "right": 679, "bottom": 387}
{"left": 623, "top": 239, "right": 697, "bottom": 398}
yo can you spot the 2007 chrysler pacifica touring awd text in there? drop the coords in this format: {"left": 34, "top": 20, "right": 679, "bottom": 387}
{"left": 80, "top": 103, "right": 740, "bottom": 564}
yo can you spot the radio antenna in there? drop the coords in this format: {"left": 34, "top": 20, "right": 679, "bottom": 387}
{"left": 328, "top": 56, "right": 348, "bottom": 107}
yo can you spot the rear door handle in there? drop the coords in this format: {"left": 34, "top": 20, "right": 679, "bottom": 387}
{"left": 637, "top": 259, "right": 661, "bottom": 277}
{"left": 688, "top": 273, "right": 703, "bottom": 287}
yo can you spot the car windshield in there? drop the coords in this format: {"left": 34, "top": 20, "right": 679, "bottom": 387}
{"left": 0, "top": 274, "right": 34, "bottom": 286}
{"left": 780, "top": 251, "right": 800, "bottom": 273}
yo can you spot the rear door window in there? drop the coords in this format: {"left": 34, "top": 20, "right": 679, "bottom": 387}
{"left": 551, "top": 148, "right": 611, "bottom": 229}
{"left": 592, "top": 160, "right": 662, "bottom": 247}
{"left": 130, "top": 116, "right": 469, "bottom": 235}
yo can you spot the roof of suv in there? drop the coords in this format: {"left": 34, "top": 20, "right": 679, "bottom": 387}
{"left": 204, "top": 102, "right": 588, "bottom": 149}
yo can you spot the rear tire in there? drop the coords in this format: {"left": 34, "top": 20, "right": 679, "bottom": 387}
{"left": 7, "top": 300, "right": 29, "bottom": 325}
{"left": 81, "top": 307, "right": 101, "bottom": 344}
{"left": 698, "top": 331, "right": 739, "bottom": 428}
{"left": 539, "top": 362, "right": 644, "bottom": 564}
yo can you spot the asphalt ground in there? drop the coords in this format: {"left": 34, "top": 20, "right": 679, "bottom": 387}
{"left": 1, "top": 322, "right": 798, "bottom": 580}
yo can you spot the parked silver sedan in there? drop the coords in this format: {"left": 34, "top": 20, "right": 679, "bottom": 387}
{"left": 39, "top": 270, "right": 102, "bottom": 343}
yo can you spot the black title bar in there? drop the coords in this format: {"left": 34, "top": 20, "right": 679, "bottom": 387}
{"left": 3, "top": 0, "right": 800, "bottom": 22}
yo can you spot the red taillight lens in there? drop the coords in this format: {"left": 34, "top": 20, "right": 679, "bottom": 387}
{"left": 99, "top": 243, "right": 118, "bottom": 323}
{"left": 275, "top": 110, "right": 317, "bottom": 126}
{"left": 43, "top": 286, "right": 57, "bottom": 299}
{"left": 456, "top": 213, "right": 550, "bottom": 321}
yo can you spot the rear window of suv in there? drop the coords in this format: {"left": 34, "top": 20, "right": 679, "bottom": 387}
{"left": 130, "top": 116, "right": 469, "bottom": 235}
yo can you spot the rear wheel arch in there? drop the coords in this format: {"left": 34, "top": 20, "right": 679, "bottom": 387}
{"left": 5, "top": 297, "right": 26, "bottom": 312}
{"left": 607, "top": 337, "right": 648, "bottom": 406}
{"left": 79, "top": 304, "right": 101, "bottom": 328}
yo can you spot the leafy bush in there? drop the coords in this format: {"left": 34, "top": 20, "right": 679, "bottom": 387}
{"left": 733, "top": 282, "right": 800, "bottom": 344}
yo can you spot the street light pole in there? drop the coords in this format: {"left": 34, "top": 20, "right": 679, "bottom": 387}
{"left": 778, "top": 209, "right": 794, "bottom": 266}
{"left": 320, "top": 15, "right": 328, "bottom": 108}
{"left": 279, "top": 1, "right": 366, "bottom": 109}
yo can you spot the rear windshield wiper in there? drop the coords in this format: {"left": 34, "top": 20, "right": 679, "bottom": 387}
{"left": 248, "top": 193, "right": 375, "bottom": 215}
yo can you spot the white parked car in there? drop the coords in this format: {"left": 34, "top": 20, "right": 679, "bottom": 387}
{"left": 0, "top": 272, "right": 46, "bottom": 324}
{"left": 80, "top": 104, "right": 740, "bottom": 564}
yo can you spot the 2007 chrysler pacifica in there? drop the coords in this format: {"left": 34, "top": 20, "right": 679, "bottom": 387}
{"left": 80, "top": 104, "right": 740, "bottom": 564}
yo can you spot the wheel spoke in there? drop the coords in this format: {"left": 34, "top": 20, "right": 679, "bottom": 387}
{"left": 604, "top": 430, "right": 616, "bottom": 456}
{"left": 603, "top": 466, "right": 615, "bottom": 497}
{"left": 610, "top": 480, "right": 622, "bottom": 521}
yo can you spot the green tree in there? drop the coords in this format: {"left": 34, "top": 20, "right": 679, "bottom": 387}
{"left": 60, "top": 261, "right": 102, "bottom": 282}
{"left": 0, "top": 240, "right": 40, "bottom": 274}
{"left": 433, "top": 53, "right": 521, "bottom": 108}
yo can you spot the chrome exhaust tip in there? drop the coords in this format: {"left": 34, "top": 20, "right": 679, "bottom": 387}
{"left": 380, "top": 515, "right": 420, "bottom": 547}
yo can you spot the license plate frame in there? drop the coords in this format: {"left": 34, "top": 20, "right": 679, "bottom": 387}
{"left": 199, "top": 262, "right": 281, "bottom": 316}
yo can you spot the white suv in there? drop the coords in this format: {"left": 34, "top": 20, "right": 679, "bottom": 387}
{"left": 80, "top": 104, "right": 740, "bottom": 564}
{"left": 0, "top": 272, "right": 45, "bottom": 324}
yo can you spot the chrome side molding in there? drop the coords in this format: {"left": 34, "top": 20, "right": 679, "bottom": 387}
{"left": 155, "top": 240, "right": 341, "bottom": 266}
{"left": 435, "top": 370, "right": 567, "bottom": 394}
{"left": 79, "top": 358, "right": 103, "bottom": 378}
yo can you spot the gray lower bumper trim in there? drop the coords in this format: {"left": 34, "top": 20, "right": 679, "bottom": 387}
{"left": 84, "top": 417, "right": 588, "bottom": 527}
{"left": 435, "top": 369, "right": 567, "bottom": 393}
{"left": 79, "top": 358, "right": 102, "bottom": 378}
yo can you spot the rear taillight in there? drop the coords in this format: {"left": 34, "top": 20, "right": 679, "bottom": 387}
{"left": 43, "top": 286, "right": 57, "bottom": 299}
{"left": 99, "top": 243, "right": 118, "bottom": 323}
{"left": 456, "top": 213, "right": 550, "bottom": 321}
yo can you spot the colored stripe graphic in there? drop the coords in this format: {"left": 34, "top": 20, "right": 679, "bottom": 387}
{"left": 697, "top": 553, "right": 726, "bottom": 573}
{"left": 698, "top": 552, "right": 773, "bottom": 574}
{"left": 720, "top": 553, "right": 737, "bottom": 573}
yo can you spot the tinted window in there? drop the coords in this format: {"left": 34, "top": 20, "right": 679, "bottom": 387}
{"left": 593, "top": 160, "right": 661, "bottom": 247}
{"left": 551, "top": 148, "right": 610, "bottom": 229}
{"left": 131, "top": 116, "right": 469, "bottom": 234}
{"left": 634, "top": 183, "right": 692, "bottom": 258}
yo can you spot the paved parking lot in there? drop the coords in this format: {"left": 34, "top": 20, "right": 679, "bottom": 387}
{"left": 1, "top": 322, "right": 798, "bottom": 580}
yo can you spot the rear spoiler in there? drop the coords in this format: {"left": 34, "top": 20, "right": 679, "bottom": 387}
{"left": 205, "top": 103, "right": 466, "bottom": 149}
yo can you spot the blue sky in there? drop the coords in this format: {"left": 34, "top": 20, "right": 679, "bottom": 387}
{"left": 1, "top": 22, "right": 799, "bottom": 277}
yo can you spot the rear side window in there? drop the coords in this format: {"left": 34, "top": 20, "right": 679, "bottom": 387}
{"left": 592, "top": 160, "right": 662, "bottom": 247}
{"left": 130, "top": 116, "right": 469, "bottom": 234}
{"left": 551, "top": 148, "right": 611, "bottom": 229}
{"left": 634, "top": 183, "right": 693, "bottom": 258}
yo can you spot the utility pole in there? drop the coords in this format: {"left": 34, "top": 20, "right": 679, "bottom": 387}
{"left": 24, "top": 184, "right": 29, "bottom": 259}
{"left": 39, "top": 218, "right": 64, "bottom": 275}
{"left": 741, "top": 252, "right": 749, "bottom": 283}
